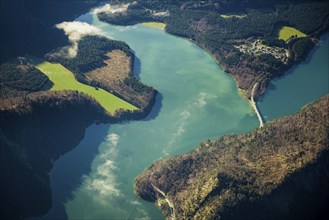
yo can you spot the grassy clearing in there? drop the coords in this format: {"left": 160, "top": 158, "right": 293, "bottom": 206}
{"left": 278, "top": 26, "right": 307, "bottom": 41}
{"left": 35, "top": 61, "right": 138, "bottom": 115}
{"left": 141, "top": 22, "right": 166, "bottom": 29}
{"left": 220, "top": 14, "right": 247, "bottom": 19}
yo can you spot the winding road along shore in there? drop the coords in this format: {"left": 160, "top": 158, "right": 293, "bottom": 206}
{"left": 151, "top": 183, "right": 175, "bottom": 220}
{"left": 251, "top": 82, "right": 265, "bottom": 128}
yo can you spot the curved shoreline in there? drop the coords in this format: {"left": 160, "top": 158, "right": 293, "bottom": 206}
{"left": 151, "top": 183, "right": 176, "bottom": 220}
{"left": 95, "top": 2, "right": 329, "bottom": 103}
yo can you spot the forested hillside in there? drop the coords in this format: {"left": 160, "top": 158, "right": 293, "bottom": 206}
{"left": 135, "top": 95, "right": 329, "bottom": 219}
{"left": 0, "top": 59, "right": 53, "bottom": 98}
{"left": 48, "top": 35, "right": 157, "bottom": 110}
{"left": 0, "top": 91, "right": 106, "bottom": 220}
{"left": 47, "top": 36, "right": 132, "bottom": 82}
{"left": 0, "top": 0, "right": 99, "bottom": 62}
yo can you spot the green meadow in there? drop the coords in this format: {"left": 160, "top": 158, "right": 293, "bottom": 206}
{"left": 35, "top": 61, "right": 138, "bottom": 115}
{"left": 220, "top": 14, "right": 247, "bottom": 19}
{"left": 278, "top": 26, "right": 307, "bottom": 41}
{"left": 141, "top": 22, "right": 166, "bottom": 29}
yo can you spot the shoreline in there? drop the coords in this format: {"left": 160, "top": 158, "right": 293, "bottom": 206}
{"left": 251, "top": 82, "right": 265, "bottom": 127}
{"left": 137, "top": 23, "right": 270, "bottom": 120}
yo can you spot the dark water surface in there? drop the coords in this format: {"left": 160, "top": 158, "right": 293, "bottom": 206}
{"left": 258, "top": 33, "right": 329, "bottom": 121}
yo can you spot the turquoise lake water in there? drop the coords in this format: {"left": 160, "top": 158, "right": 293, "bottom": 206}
{"left": 38, "top": 12, "right": 328, "bottom": 220}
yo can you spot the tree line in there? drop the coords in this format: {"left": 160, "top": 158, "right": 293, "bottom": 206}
{"left": 0, "top": 61, "right": 53, "bottom": 98}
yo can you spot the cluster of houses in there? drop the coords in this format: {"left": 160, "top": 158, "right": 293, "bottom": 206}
{"left": 234, "top": 39, "right": 289, "bottom": 63}
{"left": 18, "top": 56, "right": 32, "bottom": 67}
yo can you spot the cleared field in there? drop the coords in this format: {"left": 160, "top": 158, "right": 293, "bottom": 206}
{"left": 86, "top": 49, "right": 154, "bottom": 109}
{"left": 87, "top": 50, "right": 130, "bottom": 85}
{"left": 141, "top": 22, "right": 166, "bottom": 29}
{"left": 35, "top": 61, "right": 138, "bottom": 114}
{"left": 220, "top": 14, "right": 247, "bottom": 19}
{"left": 278, "top": 26, "right": 307, "bottom": 41}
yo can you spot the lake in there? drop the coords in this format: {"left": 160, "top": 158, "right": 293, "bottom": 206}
{"left": 38, "top": 12, "right": 328, "bottom": 220}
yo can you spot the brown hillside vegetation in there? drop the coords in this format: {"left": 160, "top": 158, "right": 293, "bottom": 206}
{"left": 86, "top": 50, "right": 154, "bottom": 109}
{"left": 87, "top": 50, "right": 131, "bottom": 83}
{"left": 135, "top": 95, "right": 329, "bottom": 219}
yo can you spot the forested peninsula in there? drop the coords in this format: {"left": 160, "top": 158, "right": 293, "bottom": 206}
{"left": 135, "top": 95, "right": 329, "bottom": 219}
{"left": 97, "top": 0, "right": 329, "bottom": 98}
{"left": 0, "top": 36, "right": 157, "bottom": 220}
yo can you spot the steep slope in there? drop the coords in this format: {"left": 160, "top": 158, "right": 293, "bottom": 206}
{"left": 0, "top": 54, "right": 157, "bottom": 220}
{"left": 0, "top": 1, "right": 159, "bottom": 219}
{"left": 0, "top": 0, "right": 99, "bottom": 62}
{"left": 135, "top": 95, "right": 329, "bottom": 219}
{"left": 0, "top": 91, "right": 106, "bottom": 219}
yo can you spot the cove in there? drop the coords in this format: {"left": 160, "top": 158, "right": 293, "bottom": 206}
{"left": 258, "top": 33, "right": 329, "bottom": 122}
{"left": 37, "top": 11, "right": 258, "bottom": 220}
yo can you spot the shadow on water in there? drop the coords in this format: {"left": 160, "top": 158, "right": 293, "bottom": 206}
{"left": 76, "top": 12, "right": 93, "bottom": 24}
{"left": 144, "top": 93, "right": 163, "bottom": 121}
{"left": 132, "top": 52, "right": 163, "bottom": 121}
{"left": 31, "top": 123, "right": 109, "bottom": 220}
{"left": 266, "top": 83, "right": 277, "bottom": 92}
{"left": 30, "top": 90, "right": 162, "bottom": 220}
{"left": 35, "top": 93, "right": 162, "bottom": 219}
{"left": 133, "top": 54, "right": 142, "bottom": 79}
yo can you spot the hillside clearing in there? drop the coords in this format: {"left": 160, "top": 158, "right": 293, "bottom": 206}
{"left": 87, "top": 50, "right": 131, "bottom": 85}
{"left": 220, "top": 14, "right": 247, "bottom": 19}
{"left": 278, "top": 26, "right": 307, "bottom": 41}
{"left": 35, "top": 61, "right": 138, "bottom": 115}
